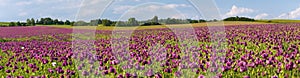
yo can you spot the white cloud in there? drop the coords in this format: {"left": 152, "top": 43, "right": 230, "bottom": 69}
{"left": 225, "top": 5, "right": 254, "bottom": 17}
{"left": 76, "top": 0, "right": 114, "bottom": 21}
{"left": 16, "top": 1, "right": 32, "bottom": 6}
{"left": 113, "top": 5, "right": 134, "bottom": 14}
{"left": 276, "top": 7, "right": 300, "bottom": 19}
{"left": 118, "top": 4, "right": 191, "bottom": 21}
{"left": 0, "top": 0, "right": 9, "bottom": 6}
{"left": 164, "top": 4, "right": 190, "bottom": 9}
{"left": 171, "top": 14, "right": 186, "bottom": 19}
{"left": 255, "top": 13, "right": 268, "bottom": 19}
{"left": 18, "top": 12, "right": 28, "bottom": 16}
{"left": 113, "top": 4, "right": 190, "bottom": 15}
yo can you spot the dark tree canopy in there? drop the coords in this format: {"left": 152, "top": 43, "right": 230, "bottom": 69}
{"left": 223, "top": 16, "right": 255, "bottom": 21}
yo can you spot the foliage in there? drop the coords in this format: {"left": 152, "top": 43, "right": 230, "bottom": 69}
{"left": 73, "top": 21, "right": 89, "bottom": 26}
{"left": 223, "top": 16, "right": 255, "bottom": 21}
{"left": 140, "top": 22, "right": 161, "bottom": 26}
{"left": 102, "top": 19, "right": 112, "bottom": 26}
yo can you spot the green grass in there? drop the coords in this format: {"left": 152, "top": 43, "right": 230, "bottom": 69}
{"left": 0, "top": 22, "right": 9, "bottom": 26}
{"left": 256, "top": 19, "right": 300, "bottom": 23}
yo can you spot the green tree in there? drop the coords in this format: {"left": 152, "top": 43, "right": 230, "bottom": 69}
{"left": 16, "top": 21, "right": 21, "bottom": 26}
{"left": 54, "top": 19, "right": 59, "bottom": 25}
{"left": 26, "top": 19, "right": 31, "bottom": 26}
{"left": 9, "top": 22, "right": 16, "bottom": 26}
{"left": 102, "top": 19, "right": 111, "bottom": 26}
{"left": 90, "top": 19, "right": 99, "bottom": 26}
{"left": 223, "top": 16, "right": 255, "bottom": 21}
{"left": 39, "top": 18, "right": 44, "bottom": 24}
{"left": 36, "top": 19, "right": 39, "bottom": 24}
{"left": 44, "top": 17, "right": 53, "bottom": 25}
{"left": 152, "top": 16, "right": 158, "bottom": 23}
{"left": 127, "top": 18, "right": 139, "bottom": 26}
{"left": 74, "top": 21, "right": 89, "bottom": 26}
{"left": 65, "top": 20, "right": 71, "bottom": 25}
{"left": 21, "top": 22, "right": 27, "bottom": 26}
{"left": 31, "top": 18, "right": 35, "bottom": 26}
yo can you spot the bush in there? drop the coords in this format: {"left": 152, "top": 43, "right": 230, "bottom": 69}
{"left": 141, "top": 22, "right": 161, "bottom": 26}
{"left": 223, "top": 16, "right": 255, "bottom": 21}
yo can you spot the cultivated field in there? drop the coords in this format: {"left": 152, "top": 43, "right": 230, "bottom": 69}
{"left": 0, "top": 23, "right": 299, "bottom": 78}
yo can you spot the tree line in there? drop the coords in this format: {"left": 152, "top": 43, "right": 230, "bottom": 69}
{"left": 75, "top": 16, "right": 208, "bottom": 27}
{"left": 5, "top": 17, "right": 75, "bottom": 27}
{"left": 223, "top": 16, "right": 255, "bottom": 21}
{"left": 2, "top": 16, "right": 255, "bottom": 27}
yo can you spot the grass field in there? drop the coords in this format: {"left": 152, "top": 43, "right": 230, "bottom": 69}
{"left": 256, "top": 19, "right": 300, "bottom": 23}
{"left": 0, "top": 22, "right": 9, "bottom": 26}
{"left": 46, "top": 21, "right": 270, "bottom": 30}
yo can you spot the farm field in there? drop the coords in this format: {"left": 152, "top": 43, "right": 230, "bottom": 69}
{"left": 0, "top": 23, "right": 299, "bottom": 78}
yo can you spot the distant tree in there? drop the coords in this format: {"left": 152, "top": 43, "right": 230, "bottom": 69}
{"left": 111, "top": 21, "right": 116, "bottom": 26}
{"left": 9, "top": 22, "right": 16, "bottom": 26}
{"left": 36, "top": 19, "right": 40, "bottom": 24}
{"left": 140, "top": 22, "right": 161, "bottom": 26}
{"left": 21, "top": 22, "right": 27, "bottom": 26}
{"left": 187, "top": 19, "right": 201, "bottom": 23}
{"left": 127, "top": 18, "right": 139, "bottom": 26}
{"left": 43, "top": 17, "right": 53, "bottom": 25}
{"left": 26, "top": 19, "right": 32, "bottom": 26}
{"left": 16, "top": 21, "right": 21, "bottom": 26}
{"left": 65, "top": 20, "right": 71, "bottom": 25}
{"left": 102, "top": 19, "right": 112, "bottom": 26}
{"left": 152, "top": 16, "right": 158, "bottom": 23}
{"left": 54, "top": 19, "right": 59, "bottom": 25}
{"left": 97, "top": 19, "right": 102, "bottom": 24}
{"left": 39, "top": 18, "right": 44, "bottom": 24}
{"left": 199, "top": 19, "right": 206, "bottom": 23}
{"left": 74, "top": 21, "right": 89, "bottom": 26}
{"left": 90, "top": 19, "right": 99, "bottom": 26}
{"left": 70, "top": 21, "right": 75, "bottom": 26}
{"left": 213, "top": 19, "right": 218, "bottom": 22}
{"left": 223, "top": 16, "right": 255, "bottom": 21}
{"left": 31, "top": 18, "right": 35, "bottom": 26}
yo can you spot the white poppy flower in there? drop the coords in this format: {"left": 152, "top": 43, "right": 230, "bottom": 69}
{"left": 52, "top": 62, "right": 56, "bottom": 67}
{"left": 21, "top": 47, "right": 25, "bottom": 50}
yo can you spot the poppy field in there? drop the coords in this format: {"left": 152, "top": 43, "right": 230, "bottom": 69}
{"left": 0, "top": 23, "right": 300, "bottom": 78}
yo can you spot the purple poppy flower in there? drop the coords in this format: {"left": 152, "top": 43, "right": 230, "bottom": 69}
{"left": 109, "top": 66, "right": 116, "bottom": 73}
{"left": 6, "top": 70, "right": 11, "bottom": 73}
{"left": 154, "top": 73, "right": 162, "bottom": 78}
{"left": 145, "top": 69, "right": 154, "bottom": 77}
{"left": 60, "top": 75, "right": 64, "bottom": 78}
{"left": 125, "top": 73, "right": 131, "bottom": 78}
{"left": 243, "top": 76, "right": 250, "bottom": 78}
{"left": 164, "top": 68, "right": 172, "bottom": 73}
{"left": 82, "top": 70, "right": 89, "bottom": 76}
{"left": 41, "top": 75, "right": 46, "bottom": 78}
{"left": 198, "top": 75, "right": 205, "bottom": 78}
{"left": 0, "top": 66, "right": 3, "bottom": 70}
{"left": 174, "top": 71, "right": 182, "bottom": 77}
{"left": 102, "top": 70, "right": 109, "bottom": 75}
{"left": 117, "top": 74, "right": 124, "bottom": 78}
{"left": 6, "top": 75, "right": 13, "bottom": 78}
{"left": 48, "top": 68, "right": 54, "bottom": 73}
{"left": 271, "top": 76, "right": 278, "bottom": 78}
{"left": 240, "top": 67, "right": 247, "bottom": 72}
{"left": 17, "top": 76, "right": 24, "bottom": 78}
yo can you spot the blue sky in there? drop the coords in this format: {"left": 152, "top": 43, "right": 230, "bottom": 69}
{"left": 1, "top": 0, "right": 300, "bottom": 22}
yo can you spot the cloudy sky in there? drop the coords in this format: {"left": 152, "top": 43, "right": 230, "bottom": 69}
{"left": 1, "top": 0, "right": 300, "bottom": 22}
